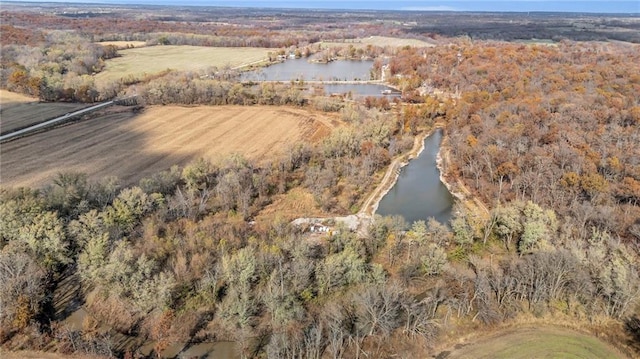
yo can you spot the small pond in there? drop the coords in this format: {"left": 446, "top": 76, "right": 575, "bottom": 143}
{"left": 140, "top": 341, "right": 239, "bottom": 359}
{"left": 241, "top": 58, "right": 373, "bottom": 81}
{"left": 376, "top": 129, "right": 454, "bottom": 226}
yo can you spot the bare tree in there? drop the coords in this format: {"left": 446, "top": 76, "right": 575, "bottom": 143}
{"left": 0, "top": 251, "right": 45, "bottom": 331}
{"left": 321, "top": 302, "right": 349, "bottom": 359}
{"left": 353, "top": 283, "right": 406, "bottom": 337}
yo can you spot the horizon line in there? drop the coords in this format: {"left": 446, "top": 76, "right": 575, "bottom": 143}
{"left": 4, "top": 0, "right": 639, "bottom": 14}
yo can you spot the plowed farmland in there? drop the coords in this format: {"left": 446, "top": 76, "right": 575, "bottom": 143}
{"left": 0, "top": 90, "right": 85, "bottom": 135}
{"left": 0, "top": 105, "right": 339, "bottom": 188}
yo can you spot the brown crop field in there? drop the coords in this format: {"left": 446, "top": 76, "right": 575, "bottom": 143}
{"left": 0, "top": 105, "right": 340, "bottom": 188}
{"left": 94, "top": 45, "right": 271, "bottom": 83}
{"left": 0, "top": 90, "right": 86, "bottom": 135}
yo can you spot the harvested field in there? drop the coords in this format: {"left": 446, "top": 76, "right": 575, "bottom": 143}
{"left": 0, "top": 90, "right": 35, "bottom": 104}
{"left": 96, "top": 40, "right": 146, "bottom": 49}
{"left": 322, "top": 36, "right": 436, "bottom": 48}
{"left": 95, "top": 45, "right": 271, "bottom": 83}
{"left": 0, "top": 90, "right": 86, "bottom": 135}
{"left": 0, "top": 105, "right": 340, "bottom": 188}
{"left": 441, "top": 326, "right": 624, "bottom": 359}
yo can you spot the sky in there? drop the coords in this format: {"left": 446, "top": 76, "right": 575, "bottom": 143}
{"left": 196, "top": 1, "right": 640, "bottom": 13}
{"left": 11, "top": 0, "right": 640, "bottom": 13}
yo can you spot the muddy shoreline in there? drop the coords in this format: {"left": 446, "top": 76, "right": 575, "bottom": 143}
{"left": 294, "top": 125, "right": 459, "bottom": 234}
{"left": 366, "top": 124, "right": 459, "bottom": 219}
{"left": 435, "top": 129, "right": 465, "bottom": 202}
{"left": 368, "top": 130, "right": 431, "bottom": 217}
{"left": 436, "top": 129, "right": 491, "bottom": 218}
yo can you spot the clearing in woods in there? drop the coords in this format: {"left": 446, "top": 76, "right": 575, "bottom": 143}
{"left": 321, "top": 36, "right": 436, "bottom": 48}
{"left": 0, "top": 90, "right": 86, "bottom": 135}
{"left": 441, "top": 326, "right": 625, "bottom": 359}
{"left": 96, "top": 40, "right": 147, "bottom": 49}
{"left": 0, "top": 105, "right": 340, "bottom": 188}
{"left": 94, "top": 45, "right": 271, "bottom": 83}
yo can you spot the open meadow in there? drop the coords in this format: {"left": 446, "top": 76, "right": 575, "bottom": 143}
{"left": 94, "top": 45, "right": 272, "bottom": 83}
{"left": 322, "top": 36, "right": 436, "bottom": 48}
{"left": 96, "top": 40, "right": 147, "bottom": 49}
{"left": 0, "top": 105, "right": 339, "bottom": 188}
{"left": 0, "top": 90, "right": 86, "bottom": 134}
{"left": 442, "top": 326, "right": 625, "bottom": 359}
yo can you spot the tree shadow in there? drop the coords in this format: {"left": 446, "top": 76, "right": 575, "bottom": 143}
{"left": 625, "top": 315, "right": 640, "bottom": 354}
{"left": 53, "top": 266, "right": 85, "bottom": 320}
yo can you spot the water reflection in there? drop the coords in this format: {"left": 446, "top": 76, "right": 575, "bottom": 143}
{"left": 241, "top": 58, "right": 373, "bottom": 81}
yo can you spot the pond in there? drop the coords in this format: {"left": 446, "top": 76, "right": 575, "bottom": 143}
{"left": 140, "top": 342, "right": 240, "bottom": 359}
{"left": 140, "top": 341, "right": 239, "bottom": 359}
{"left": 242, "top": 58, "right": 398, "bottom": 97}
{"left": 376, "top": 129, "right": 454, "bottom": 226}
{"left": 177, "top": 342, "right": 238, "bottom": 359}
{"left": 241, "top": 58, "right": 373, "bottom": 81}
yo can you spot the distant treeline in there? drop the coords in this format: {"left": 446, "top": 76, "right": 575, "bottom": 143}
{"left": 407, "top": 14, "right": 640, "bottom": 43}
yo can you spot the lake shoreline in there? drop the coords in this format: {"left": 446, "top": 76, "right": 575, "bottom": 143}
{"left": 367, "top": 129, "right": 432, "bottom": 217}
{"left": 436, "top": 128, "right": 465, "bottom": 202}
{"left": 364, "top": 125, "right": 456, "bottom": 226}
{"left": 436, "top": 128, "right": 491, "bottom": 219}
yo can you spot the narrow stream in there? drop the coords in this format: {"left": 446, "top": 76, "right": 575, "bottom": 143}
{"left": 376, "top": 129, "right": 454, "bottom": 226}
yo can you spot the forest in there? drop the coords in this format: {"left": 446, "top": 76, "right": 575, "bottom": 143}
{"left": 1, "top": 2, "right": 639, "bottom": 359}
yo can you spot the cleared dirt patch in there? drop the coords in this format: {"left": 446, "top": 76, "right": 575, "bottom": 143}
{"left": 0, "top": 105, "right": 339, "bottom": 188}
{"left": 95, "top": 45, "right": 271, "bottom": 83}
{"left": 255, "top": 187, "right": 331, "bottom": 226}
{"left": 0, "top": 90, "right": 86, "bottom": 135}
{"left": 441, "top": 325, "right": 624, "bottom": 359}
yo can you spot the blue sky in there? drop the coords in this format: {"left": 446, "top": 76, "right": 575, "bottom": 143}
{"left": 12, "top": 0, "right": 640, "bottom": 13}
{"left": 202, "top": 1, "right": 639, "bottom": 13}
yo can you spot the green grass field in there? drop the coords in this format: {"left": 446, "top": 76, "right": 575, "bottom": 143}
{"left": 443, "top": 326, "right": 624, "bottom": 359}
{"left": 94, "top": 45, "right": 271, "bottom": 83}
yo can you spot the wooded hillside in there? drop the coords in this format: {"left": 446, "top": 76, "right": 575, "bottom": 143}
{"left": 387, "top": 41, "right": 640, "bottom": 246}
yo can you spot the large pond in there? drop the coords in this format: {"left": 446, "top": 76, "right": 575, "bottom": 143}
{"left": 242, "top": 58, "right": 373, "bottom": 81}
{"left": 376, "top": 129, "right": 454, "bottom": 226}
{"left": 242, "top": 58, "right": 398, "bottom": 97}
